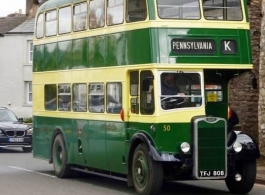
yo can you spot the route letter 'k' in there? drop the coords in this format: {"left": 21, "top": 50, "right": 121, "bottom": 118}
{"left": 224, "top": 41, "right": 231, "bottom": 51}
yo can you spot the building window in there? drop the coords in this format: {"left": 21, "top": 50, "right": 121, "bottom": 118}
{"left": 26, "top": 82, "right": 32, "bottom": 104}
{"left": 28, "top": 41, "right": 33, "bottom": 63}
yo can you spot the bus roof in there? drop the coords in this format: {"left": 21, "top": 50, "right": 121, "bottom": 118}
{"left": 38, "top": 0, "right": 84, "bottom": 13}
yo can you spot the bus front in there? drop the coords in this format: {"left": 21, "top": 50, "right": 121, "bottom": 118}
{"left": 127, "top": 1, "right": 259, "bottom": 194}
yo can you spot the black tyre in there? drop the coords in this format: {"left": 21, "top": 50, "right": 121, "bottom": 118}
{"left": 22, "top": 147, "right": 32, "bottom": 153}
{"left": 52, "top": 134, "right": 72, "bottom": 178}
{"left": 225, "top": 160, "right": 256, "bottom": 194}
{"left": 132, "top": 144, "right": 163, "bottom": 195}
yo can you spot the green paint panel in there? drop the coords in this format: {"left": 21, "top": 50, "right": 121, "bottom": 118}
{"left": 57, "top": 40, "right": 73, "bottom": 70}
{"left": 88, "top": 35, "right": 105, "bottom": 68}
{"left": 159, "top": 28, "right": 251, "bottom": 64}
{"left": 44, "top": 43, "right": 57, "bottom": 71}
{"left": 33, "top": 44, "right": 44, "bottom": 72}
{"left": 73, "top": 38, "right": 88, "bottom": 69}
{"left": 33, "top": 116, "right": 127, "bottom": 174}
{"left": 34, "top": 27, "right": 251, "bottom": 72}
{"left": 33, "top": 115, "right": 195, "bottom": 173}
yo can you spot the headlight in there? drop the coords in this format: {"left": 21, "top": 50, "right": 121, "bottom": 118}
{"left": 233, "top": 142, "right": 243, "bottom": 153}
{"left": 26, "top": 128, "right": 33, "bottom": 134}
{"left": 180, "top": 142, "right": 190, "bottom": 153}
{"left": 0, "top": 130, "right": 3, "bottom": 134}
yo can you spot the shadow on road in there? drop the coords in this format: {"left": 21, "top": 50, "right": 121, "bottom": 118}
{"left": 56, "top": 173, "right": 230, "bottom": 195}
{"left": 0, "top": 147, "right": 26, "bottom": 153}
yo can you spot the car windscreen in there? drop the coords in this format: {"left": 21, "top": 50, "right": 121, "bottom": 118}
{"left": 0, "top": 109, "right": 18, "bottom": 122}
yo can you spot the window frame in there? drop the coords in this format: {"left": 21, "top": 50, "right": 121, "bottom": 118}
{"left": 25, "top": 81, "right": 32, "bottom": 105}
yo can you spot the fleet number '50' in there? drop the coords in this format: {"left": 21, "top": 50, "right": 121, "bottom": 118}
{"left": 163, "top": 125, "right": 171, "bottom": 131}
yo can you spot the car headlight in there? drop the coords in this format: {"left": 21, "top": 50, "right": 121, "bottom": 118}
{"left": 26, "top": 128, "right": 33, "bottom": 134}
{"left": 0, "top": 130, "right": 3, "bottom": 134}
{"left": 180, "top": 142, "right": 190, "bottom": 153}
{"left": 233, "top": 142, "right": 243, "bottom": 153}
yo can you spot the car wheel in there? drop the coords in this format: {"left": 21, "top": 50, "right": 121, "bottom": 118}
{"left": 22, "top": 147, "right": 32, "bottom": 153}
{"left": 132, "top": 144, "right": 163, "bottom": 195}
{"left": 52, "top": 134, "right": 72, "bottom": 178}
{"left": 225, "top": 160, "right": 256, "bottom": 194}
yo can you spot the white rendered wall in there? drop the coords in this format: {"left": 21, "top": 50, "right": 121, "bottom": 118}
{"left": 0, "top": 33, "right": 33, "bottom": 118}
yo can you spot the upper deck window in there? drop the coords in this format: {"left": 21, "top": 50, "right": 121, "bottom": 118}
{"left": 36, "top": 13, "right": 44, "bottom": 38}
{"left": 203, "top": 0, "right": 243, "bottom": 21}
{"left": 59, "top": 6, "right": 72, "bottom": 34}
{"left": 74, "top": 2, "right": 88, "bottom": 31}
{"left": 90, "top": 0, "right": 105, "bottom": 29}
{"left": 157, "top": 0, "right": 200, "bottom": 20}
{"left": 107, "top": 0, "right": 124, "bottom": 25}
{"left": 45, "top": 10, "right": 57, "bottom": 37}
{"left": 126, "top": 0, "right": 147, "bottom": 23}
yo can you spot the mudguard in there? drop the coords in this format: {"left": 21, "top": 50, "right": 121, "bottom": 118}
{"left": 128, "top": 131, "right": 180, "bottom": 162}
{"left": 227, "top": 130, "right": 260, "bottom": 160}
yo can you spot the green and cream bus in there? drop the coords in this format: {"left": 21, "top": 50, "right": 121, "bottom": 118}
{"left": 33, "top": 0, "right": 260, "bottom": 194}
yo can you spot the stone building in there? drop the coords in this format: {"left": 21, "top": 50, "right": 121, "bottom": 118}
{"left": 229, "top": 0, "right": 264, "bottom": 156}
{"left": 259, "top": 0, "right": 265, "bottom": 156}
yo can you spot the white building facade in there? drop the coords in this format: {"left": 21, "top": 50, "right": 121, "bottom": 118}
{"left": 0, "top": 19, "right": 34, "bottom": 118}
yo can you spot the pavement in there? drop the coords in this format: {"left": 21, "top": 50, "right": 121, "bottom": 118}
{"left": 256, "top": 160, "right": 265, "bottom": 185}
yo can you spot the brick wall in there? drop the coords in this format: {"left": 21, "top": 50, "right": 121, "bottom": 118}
{"left": 228, "top": 1, "right": 261, "bottom": 147}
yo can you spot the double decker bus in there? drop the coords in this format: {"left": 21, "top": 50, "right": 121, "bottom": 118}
{"left": 33, "top": 0, "right": 260, "bottom": 194}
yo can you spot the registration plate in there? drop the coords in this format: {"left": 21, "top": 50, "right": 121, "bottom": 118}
{"left": 199, "top": 170, "right": 225, "bottom": 177}
{"left": 9, "top": 138, "right": 24, "bottom": 142}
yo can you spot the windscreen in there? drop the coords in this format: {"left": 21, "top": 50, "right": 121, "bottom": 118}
{"left": 157, "top": 0, "right": 243, "bottom": 21}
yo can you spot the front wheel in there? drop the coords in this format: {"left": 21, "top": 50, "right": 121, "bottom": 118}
{"left": 225, "top": 160, "right": 256, "bottom": 194}
{"left": 52, "top": 134, "right": 72, "bottom": 178}
{"left": 132, "top": 144, "right": 163, "bottom": 195}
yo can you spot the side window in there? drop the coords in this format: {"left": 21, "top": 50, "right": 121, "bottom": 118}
{"left": 36, "top": 13, "right": 44, "bottom": 38}
{"left": 205, "top": 84, "right": 223, "bottom": 102}
{"left": 126, "top": 0, "right": 147, "bottom": 22}
{"left": 74, "top": 2, "right": 87, "bottom": 32}
{"left": 107, "top": 83, "right": 122, "bottom": 114}
{"left": 59, "top": 6, "right": 72, "bottom": 34}
{"left": 45, "top": 84, "right": 57, "bottom": 111}
{"left": 90, "top": 0, "right": 105, "bottom": 29}
{"left": 46, "top": 10, "right": 57, "bottom": 36}
{"left": 107, "top": 0, "right": 124, "bottom": 25}
{"left": 89, "top": 83, "right": 104, "bottom": 113}
{"left": 73, "top": 84, "right": 87, "bottom": 112}
{"left": 130, "top": 71, "right": 139, "bottom": 114}
{"left": 58, "top": 84, "right": 71, "bottom": 111}
{"left": 140, "top": 70, "right": 154, "bottom": 115}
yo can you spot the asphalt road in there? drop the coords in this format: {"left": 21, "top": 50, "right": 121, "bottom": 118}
{"left": 0, "top": 147, "right": 264, "bottom": 195}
